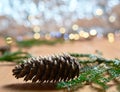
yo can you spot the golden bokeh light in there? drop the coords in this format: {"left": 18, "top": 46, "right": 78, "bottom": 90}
{"left": 74, "top": 34, "right": 80, "bottom": 40}
{"left": 33, "top": 33, "right": 40, "bottom": 39}
{"left": 28, "top": 15, "right": 35, "bottom": 21}
{"left": 45, "top": 34, "right": 51, "bottom": 40}
{"left": 79, "top": 30, "right": 85, "bottom": 37}
{"left": 95, "top": 8, "right": 103, "bottom": 16}
{"left": 59, "top": 27, "right": 66, "bottom": 34}
{"left": 72, "top": 24, "right": 79, "bottom": 31}
{"left": 79, "top": 30, "right": 89, "bottom": 38}
{"left": 6, "top": 37, "right": 13, "bottom": 44}
{"left": 69, "top": 33, "right": 74, "bottom": 40}
{"left": 90, "top": 29, "right": 97, "bottom": 36}
{"left": 33, "top": 26, "right": 40, "bottom": 32}
{"left": 107, "top": 33, "right": 114, "bottom": 43}
{"left": 69, "top": 33, "right": 80, "bottom": 40}
{"left": 83, "top": 32, "right": 89, "bottom": 38}
{"left": 109, "top": 15, "right": 116, "bottom": 23}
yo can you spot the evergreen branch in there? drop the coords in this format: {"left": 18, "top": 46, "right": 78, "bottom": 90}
{"left": 57, "top": 53, "right": 120, "bottom": 91}
{"left": 0, "top": 51, "right": 31, "bottom": 63}
{"left": 57, "top": 64, "right": 109, "bottom": 90}
{"left": 70, "top": 53, "right": 120, "bottom": 67}
{"left": 16, "top": 39, "right": 64, "bottom": 47}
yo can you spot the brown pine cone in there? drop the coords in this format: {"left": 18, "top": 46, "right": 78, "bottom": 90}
{"left": 12, "top": 54, "right": 80, "bottom": 83}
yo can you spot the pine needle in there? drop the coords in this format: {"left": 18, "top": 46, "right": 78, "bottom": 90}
{"left": 0, "top": 51, "right": 31, "bottom": 63}
{"left": 16, "top": 39, "right": 64, "bottom": 47}
{"left": 57, "top": 53, "right": 120, "bottom": 91}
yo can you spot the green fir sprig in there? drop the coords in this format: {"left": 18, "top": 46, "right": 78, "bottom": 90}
{"left": 16, "top": 39, "right": 64, "bottom": 47}
{"left": 0, "top": 51, "right": 31, "bottom": 63}
{"left": 57, "top": 53, "right": 120, "bottom": 91}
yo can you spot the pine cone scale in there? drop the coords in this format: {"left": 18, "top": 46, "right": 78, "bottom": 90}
{"left": 49, "top": 60, "right": 59, "bottom": 82}
{"left": 64, "top": 60, "right": 72, "bottom": 81}
{"left": 40, "top": 59, "right": 52, "bottom": 82}
{"left": 53, "top": 60, "right": 62, "bottom": 82}
{"left": 16, "top": 64, "right": 30, "bottom": 78}
{"left": 24, "top": 65, "right": 38, "bottom": 81}
{"left": 59, "top": 56, "right": 67, "bottom": 81}
{"left": 32, "top": 60, "right": 45, "bottom": 82}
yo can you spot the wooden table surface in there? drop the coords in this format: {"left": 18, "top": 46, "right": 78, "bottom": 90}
{"left": 0, "top": 38, "right": 120, "bottom": 92}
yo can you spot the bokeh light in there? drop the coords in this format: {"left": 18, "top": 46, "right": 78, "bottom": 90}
{"left": 107, "top": 33, "right": 115, "bottom": 43}
{"left": 33, "top": 33, "right": 40, "bottom": 39}
{"left": 59, "top": 27, "right": 66, "bottom": 34}
{"left": 33, "top": 26, "right": 40, "bottom": 32}
{"left": 69, "top": 33, "right": 74, "bottom": 40}
{"left": 90, "top": 29, "right": 97, "bottom": 36}
{"left": 6, "top": 37, "right": 13, "bottom": 44}
{"left": 45, "top": 33, "right": 51, "bottom": 40}
{"left": 72, "top": 24, "right": 79, "bottom": 31}
{"left": 74, "top": 33, "right": 80, "bottom": 40}
{"left": 109, "top": 15, "right": 116, "bottom": 23}
{"left": 95, "top": 8, "right": 103, "bottom": 16}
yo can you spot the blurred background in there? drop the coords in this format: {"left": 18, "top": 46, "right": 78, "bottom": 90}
{"left": 0, "top": 0, "right": 120, "bottom": 42}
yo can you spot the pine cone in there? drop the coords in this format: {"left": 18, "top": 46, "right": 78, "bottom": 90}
{"left": 12, "top": 54, "right": 80, "bottom": 83}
